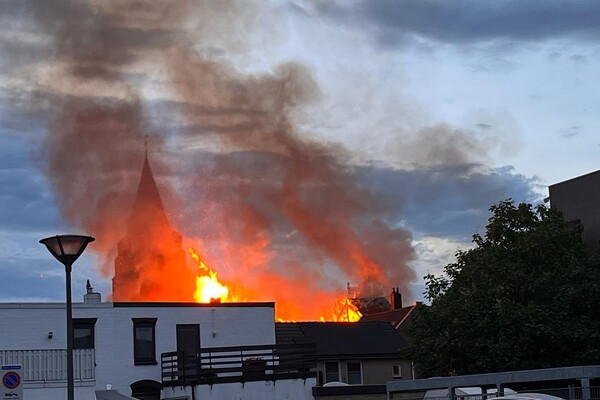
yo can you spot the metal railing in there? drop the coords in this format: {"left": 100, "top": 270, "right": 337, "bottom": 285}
{"left": 0, "top": 349, "right": 95, "bottom": 382}
{"left": 413, "top": 387, "right": 600, "bottom": 400}
{"left": 161, "top": 343, "right": 316, "bottom": 386}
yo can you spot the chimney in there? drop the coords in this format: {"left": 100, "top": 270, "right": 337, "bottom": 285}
{"left": 84, "top": 279, "right": 102, "bottom": 303}
{"left": 390, "top": 287, "right": 402, "bottom": 309}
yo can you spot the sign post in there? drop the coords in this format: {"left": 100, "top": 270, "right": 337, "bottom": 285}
{"left": 1, "top": 365, "right": 23, "bottom": 400}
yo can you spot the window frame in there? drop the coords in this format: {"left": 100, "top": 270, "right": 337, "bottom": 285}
{"left": 346, "top": 361, "right": 363, "bottom": 385}
{"left": 324, "top": 361, "right": 340, "bottom": 383}
{"left": 72, "top": 318, "right": 97, "bottom": 350}
{"left": 132, "top": 318, "right": 158, "bottom": 365}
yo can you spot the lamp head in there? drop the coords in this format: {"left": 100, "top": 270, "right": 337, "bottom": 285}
{"left": 39, "top": 235, "right": 95, "bottom": 266}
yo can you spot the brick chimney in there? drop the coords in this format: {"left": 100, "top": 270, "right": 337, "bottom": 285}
{"left": 390, "top": 287, "right": 402, "bottom": 309}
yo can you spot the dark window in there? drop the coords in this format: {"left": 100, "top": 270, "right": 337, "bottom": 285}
{"left": 176, "top": 324, "right": 200, "bottom": 356}
{"left": 132, "top": 318, "right": 157, "bottom": 365}
{"left": 324, "top": 361, "right": 339, "bottom": 383}
{"left": 73, "top": 318, "right": 97, "bottom": 350}
{"left": 347, "top": 361, "right": 362, "bottom": 384}
{"left": 393, "top": 364, "right": 402, "bottom": 378}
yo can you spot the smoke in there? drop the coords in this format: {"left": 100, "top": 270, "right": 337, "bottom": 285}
{"left": 20, "top": 0, "right": 419, "bottom": 319}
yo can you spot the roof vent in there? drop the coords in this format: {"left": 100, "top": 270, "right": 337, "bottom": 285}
{"left": 84, "top": 279, "right": 102, "bottom": 303}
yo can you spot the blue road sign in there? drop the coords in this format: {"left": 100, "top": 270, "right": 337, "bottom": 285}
{"left": 2, "top": 372, "right": 20, "bottom": 389}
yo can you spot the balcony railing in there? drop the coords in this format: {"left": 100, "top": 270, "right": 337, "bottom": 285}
{"left": 0, "top": 349, "right": 95, "bottom": 382}
{"left": 161, "top": 343, "right": 316, "bottom": 386}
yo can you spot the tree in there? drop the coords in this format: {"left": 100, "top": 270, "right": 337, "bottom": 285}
{"left": 406, "top": 199, "right": 600, "bottom": 378}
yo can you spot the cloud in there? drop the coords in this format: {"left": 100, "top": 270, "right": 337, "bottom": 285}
{"left": 561, "top": 126, "right": 581, "bottom": 139}
{"left": 570, "top": 54, "right": 589, "bottom": 64}
{"left": 317, "top": 0, "right": 600, "bottom": 48}
{"left": 357, "top": 163, "right": 540, "bottom": 240}
{"left": 0, "top": 134, "right": 61, "bottom": 232}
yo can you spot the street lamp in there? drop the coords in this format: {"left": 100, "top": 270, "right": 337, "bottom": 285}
{"left": 40, "top": 234, "right": 95, "bottom": 400}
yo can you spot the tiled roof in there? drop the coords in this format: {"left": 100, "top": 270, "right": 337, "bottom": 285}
{"left": 360, "top": 304, "right": 419, "bottom": 329}
{"left": 276, "top": 321, "right": 403, "bottom": 357}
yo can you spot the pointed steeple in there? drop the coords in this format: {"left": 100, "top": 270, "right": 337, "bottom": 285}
{"left": 127, "top": 149, "right": 170, "bottom": 233}
{"left": 112, "top": 144, "right": 196, "bottom": 302}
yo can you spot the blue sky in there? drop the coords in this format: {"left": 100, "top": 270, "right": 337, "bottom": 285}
{"left": 0, "top": 0, "right": 597, "bottom": 305}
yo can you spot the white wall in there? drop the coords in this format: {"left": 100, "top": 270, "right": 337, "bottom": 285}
{"left": 162, "top": 378, "right": 317, "bottom": 400}
{"left": 0, "top": 301, "right": 276, "bottom": 397}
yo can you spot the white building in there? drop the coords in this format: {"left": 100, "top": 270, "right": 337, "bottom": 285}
{"left": 0, "top": 152, "right": 316, "bottom": 399}
{"left": 0, "top": 289, "right": 316, "bottom": 400}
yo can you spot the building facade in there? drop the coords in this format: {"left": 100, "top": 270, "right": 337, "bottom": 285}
{"left": 549, "top": 169, "right": 600, "bottom": 252}
{"left": 0, "top": 298, "right": 315, "bottom": 400}
{"left": 277, "top": 321, "right": 412, "bottom": 400}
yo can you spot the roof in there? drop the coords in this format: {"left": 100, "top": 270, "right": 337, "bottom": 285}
{"left": 351, "top": 296, "right": 391, "bottom": 315}
{"left": 549, "top": 168, "right": 600, "bottom": 188}
{"left": 360, "top": 303, "right": 420, "bottom": 329}
{"left": 276, "top": 321, "right": 403, "bottom": 357}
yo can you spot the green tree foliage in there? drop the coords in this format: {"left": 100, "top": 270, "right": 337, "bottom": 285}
{"left": 406, "top": 199, "right": 600, "bottom": 378}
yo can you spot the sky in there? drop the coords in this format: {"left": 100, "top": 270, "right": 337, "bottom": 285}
{"left": 0, "top": 0, "right": 598, "bottom": 307}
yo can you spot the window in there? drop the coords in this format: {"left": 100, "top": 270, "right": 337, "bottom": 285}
{"left": 324, "top": 361, "right": 340, "bottom": 383}
{"left": 393, "top": 364, "right": 402, "bottom": 379}
{"left": 130, "top": 379, "right": 161, "bottom": 400}
{"left": 347, "top": 361, "right": 362, "bottom": 384}
{"left": 132, "top": 318, "right": 157, "bottom": 365}
{"left": 73, "top": 318, "right": 97, "bottom": 349}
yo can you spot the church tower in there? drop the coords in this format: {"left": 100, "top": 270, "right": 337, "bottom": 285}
{"left": 113, "top": 150, "right": 196, "bottom": 301}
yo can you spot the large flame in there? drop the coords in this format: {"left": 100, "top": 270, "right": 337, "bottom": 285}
{"left": 190, "top": 248, "right": 233, "bottom": 303}
{"left": 190, "top": 246, "right": 362, "bottom": 322}
{"left": 332, "top": 298, "right": 363, "bottom": 322}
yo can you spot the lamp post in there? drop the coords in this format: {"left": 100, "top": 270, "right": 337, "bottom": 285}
{"left": 40, "top": 234, "right": 95, "bottom": 400}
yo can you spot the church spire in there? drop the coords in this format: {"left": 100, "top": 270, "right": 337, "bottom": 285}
{"left": 113, "top": 141, "right": 195, "bottom": 302}
{"left": 127, "top": 144, "right": 170, "bottom": 233}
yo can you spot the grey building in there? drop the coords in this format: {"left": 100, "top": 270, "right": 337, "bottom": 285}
{"left": 549, "top": 169, "right": 600, "bottom": 252}
{"left": 276, "top": 321, "right": 412, "bottom": 393}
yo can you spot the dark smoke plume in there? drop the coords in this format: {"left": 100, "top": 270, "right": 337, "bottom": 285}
{"left": 21, "top": 0, "right": 417, "bottom": 319}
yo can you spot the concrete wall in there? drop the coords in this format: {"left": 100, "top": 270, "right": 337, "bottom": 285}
{"left": 314, "top": 394, "right": 386, "bottom": 400}
{"left": 163, "top": 378, "right": 316, "bottom": 400}
{"left": 362, "top": 360, "right": 412, "bottom": 384}
{"left": 0, "top": 301, "right": 276, "bottom": 398}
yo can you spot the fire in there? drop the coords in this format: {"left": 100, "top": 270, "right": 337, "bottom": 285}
{"left": 190, "top": 248, "right": 231, "bottom": 303}
{"left": 189, "top": 247, "right": 363, "bottom": 322}
{"left": 331, "top": 297, "right": 363, "bottom": 322}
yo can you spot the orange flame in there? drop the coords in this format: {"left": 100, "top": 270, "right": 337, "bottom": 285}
{"left": 189, "top": 247, "right": 363, "bottom": 322}
{"left": 331, "top": 297, "right": 363, "bottom": 322}
{"left": 190, "top": 248, "right": 232, "bottom": 303}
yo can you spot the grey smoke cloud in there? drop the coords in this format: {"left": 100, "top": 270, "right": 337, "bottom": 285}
{"left": 0, "top": 0, "right": 541, "bottom": 308}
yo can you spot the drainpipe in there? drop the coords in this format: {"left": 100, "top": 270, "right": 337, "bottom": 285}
{"left": 580, "top": 378, "right": 590, "bottom": 400}
{"left": 449, "top": 387, "right": 456, "bottom": 400}
{"left": 496, "top": 384, "right": 504, "bottom": 397}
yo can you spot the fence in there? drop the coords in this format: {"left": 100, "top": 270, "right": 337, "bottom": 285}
{"left": 161, "top": 343, "right": 316, "bottom": 386}
{"left": 0, "top": 349, "right": 95, "bottom": 382}
{"left": 412, "top": 387, "right": 600, "bottom": 400}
